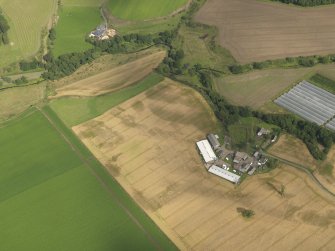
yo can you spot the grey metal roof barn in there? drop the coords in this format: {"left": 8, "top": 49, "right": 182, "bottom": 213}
{"left": 207, "top": 133, "right": 220, "bottom": 150}
{"left": 208, "top": 165, "right": 240, "bottom": 184}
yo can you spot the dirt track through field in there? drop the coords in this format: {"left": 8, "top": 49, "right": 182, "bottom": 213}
{"left": 53, "top": 50, "right": 165, "bottom": 97}
{"left": 195, "top": 0, "right": 335, "bottom": 63}
{"left": 73, "top": 80, "right": 335, "bottom": 250}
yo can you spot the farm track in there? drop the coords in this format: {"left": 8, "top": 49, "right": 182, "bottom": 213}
{"left": 38, "top": 106, "right": 164, "bottom": 251}
{"left": 264, "top": 152, "right": 335, "bottom": 198}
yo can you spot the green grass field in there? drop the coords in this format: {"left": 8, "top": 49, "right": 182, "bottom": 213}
{"left": 117, "top": 14, "right": 182, "bottom": 35}
{"left": 0, "top": 0, "right": 57, "bottom": 67}
{"left": 50, "top": 72, "right": 164, "bottom": 127}
{"left": 179, "top": 24, "right": 235, "bottom": 71}
{"left": 0, "top": 107, "right": 176, "bottom": 250}
{"left": 53, "top": 6, "right": 101, "bottom": 57}
{"left": 228, "top": 117, "right": 278, "bottom": 152}
{"left": 108, "top": 0, "right": 188, "bottom": 20}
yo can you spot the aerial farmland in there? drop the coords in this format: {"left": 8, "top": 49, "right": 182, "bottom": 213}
{"left": 72, "top": 80, "right": 335, "bottom": 250}
{"left": 1, "top": 0, "right": 335, "bottom": 249}
{"left": 0, "top": 107, "right": 176, "bottom": 250}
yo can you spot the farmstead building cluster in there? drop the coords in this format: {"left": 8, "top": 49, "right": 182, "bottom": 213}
{"left": 197, "top": 132, "right": 273, "bottom": 184}
{"left": 197, "top": 134, "right": 241, "bottom": 184}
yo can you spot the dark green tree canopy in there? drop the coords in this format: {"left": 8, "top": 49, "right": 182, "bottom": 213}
{"left": 0, "top": 11, "right": 9, "bottom": 45}
{"left": 274, "top": 0, "right": 335, "bottom": 6}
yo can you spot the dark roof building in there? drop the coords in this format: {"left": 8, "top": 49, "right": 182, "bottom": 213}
{"left": 207, "top": 133, "right": 220, "bottom": 150}
{"left": 90, "top": 24, "right": 107, "bottom": 38}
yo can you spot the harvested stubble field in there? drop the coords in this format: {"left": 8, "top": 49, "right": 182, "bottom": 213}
{"left": 269, "top": 134, "right": 319, "bottom": 170}
{"left": 74, "top": 80, "right": 335, "bottom": 250}
{"left": 53, "top": 50, "right": 165, "bottom": 97}
{"left": 195, "top": 0, "right": 335, "bottom": 63}
{"left": 269, "top": 134, "right": 335, "bottom": 193}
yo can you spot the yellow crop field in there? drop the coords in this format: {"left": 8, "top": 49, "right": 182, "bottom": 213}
{"left": 73, "top": 80, "right": 335, "bottom": 250}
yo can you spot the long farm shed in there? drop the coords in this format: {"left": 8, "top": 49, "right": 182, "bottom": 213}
{"left": 275, "top": 81, "right": 335, "bottom": 127}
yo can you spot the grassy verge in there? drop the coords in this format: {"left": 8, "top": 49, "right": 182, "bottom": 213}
{"left": 50, "top": 72, "right": 164, "bottom": 126}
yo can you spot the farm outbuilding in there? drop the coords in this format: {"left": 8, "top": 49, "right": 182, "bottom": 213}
{"left": 196, "top": 139, "right": 217, "bottom": 163}
{"left": 208, "top": 165, "right": 240, "bottom": 184}
{"left": 89, "top": 24, "right": 116, "bottom": 40}
{"left": 207, "top": 133, "right": 220, "bottom": 150}
{"left": 89, "top": 24, "right": 107, "bottom": 38}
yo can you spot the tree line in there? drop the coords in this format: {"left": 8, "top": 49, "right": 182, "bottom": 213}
{"left": 274, "top": 0, "right": 335, "bottom": 6}
{"left": 191, "top": 72, "right": 334, "bottom": 160}
{"left": 36, "top": 0, "right": 335, "bottom": 160}
{"left": 0, "top": 11, "right": 9, "bottom": 45}
{"left": 229, "top": 54, "right": 335, "bottom": 74}
{"left": 42, "top": 30, "right": 177, "bottom": 80}
{"left": 156, "top": 43, "right": 335, "bottom": 160}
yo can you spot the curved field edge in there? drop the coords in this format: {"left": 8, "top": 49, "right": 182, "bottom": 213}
{"left": 49, "top": 72, "right": 164, "bottom": 127}
{"left": 107, "top": 0, "right": 188, "bottom": 21}
{"left": 52, "top": 50, "right": 166, "bottom": 97}
{"left": 41, "top": 106, "right": 178, "bottom": 250}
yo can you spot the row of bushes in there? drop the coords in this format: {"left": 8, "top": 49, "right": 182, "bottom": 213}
{"left": 1, "top": 76, "right": 28, "bottom": 85}
{"left": 192, "top": 73, "right": 335, "bottom": 160}
{"left": 274, "top": 0, "right": 335, "bottom": 6}
{"left": 229, "top": 54, "right": 335, "bottom": 74}
{"left": 0, "top": 11, "right": 9, "bottom": 45}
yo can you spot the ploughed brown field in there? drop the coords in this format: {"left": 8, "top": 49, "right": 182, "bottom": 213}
{"left": 73, "top": 80, "right": 335, "bottom": 250}
{"left": 195, "top": 0, "right": 335, "bottom": 63}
